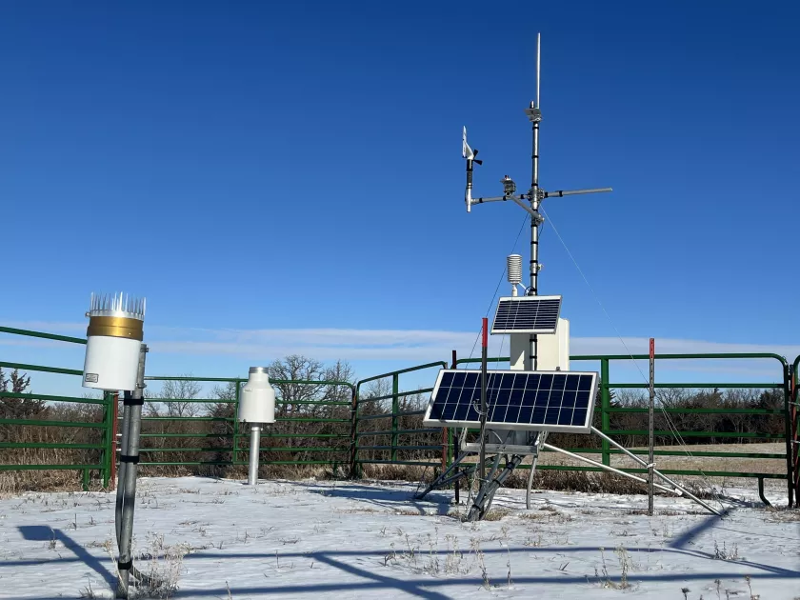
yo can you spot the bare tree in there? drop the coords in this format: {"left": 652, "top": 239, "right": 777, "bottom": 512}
{"left": 208, "top": 381, "right": 238, "bottom": 419}
{"left": 147, "top": 379, "right": 203, "bottom": 418}
{"left": 322, "top": 360, "right": 356, "bottom": 406}
{"left": 268, "top": 355, "right": 326, "bottom": 417}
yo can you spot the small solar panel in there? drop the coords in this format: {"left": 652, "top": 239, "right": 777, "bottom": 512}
{"left": 491, "top": 295, "right": 562, "bottom": 334}
{"left": 422, "top": 369, "right": 598, "bottom": 433}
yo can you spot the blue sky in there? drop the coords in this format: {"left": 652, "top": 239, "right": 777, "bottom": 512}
{"left": 1, "top": 1, "right": 798, "bottom": 395}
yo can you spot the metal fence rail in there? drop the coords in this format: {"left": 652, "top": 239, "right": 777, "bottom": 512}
{"left": 1, "top": 326, "right": 798, "bottom": 505}
{"left": 0, "top": 325, "right": 114, "bottom": 490}
{"left": 456, "top": 353, "right": 794, "bottom": 505}
{"left": 138, "top": 375, "right": 355, "bottom": 472}
{"left": 792, "top": 356, "right": 799, "bottom": 500}
{"left": 351, "top": 361, "right": 447, "bottom": 477}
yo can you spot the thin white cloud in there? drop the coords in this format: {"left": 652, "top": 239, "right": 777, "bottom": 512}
{"left": 0, "top": 339, "right": 66, "bottom": 349}
{"left": 4, "top": 322, "right": 798, "bottom": 370}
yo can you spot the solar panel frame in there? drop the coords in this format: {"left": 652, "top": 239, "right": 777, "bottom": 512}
{"left": 422, "top": 368, "right": 598, "bottom": 434}
{"left": 491, "top": 295, "right": 562, "bottom": 334}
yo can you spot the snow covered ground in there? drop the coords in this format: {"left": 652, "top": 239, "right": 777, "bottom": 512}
{"left": 0, "top": 476, "right": 798, "bottom": 599}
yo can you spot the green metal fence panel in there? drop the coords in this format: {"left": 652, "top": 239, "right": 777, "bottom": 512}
{"left": 0, "top": 327, "right": 110, "bottom": 490}
{"left": 2, "top": 328, "right": 359, "bottom": 486}
{"left": 454, "top": 351, "right": 793, "bottom": 502}
{"left": 3, "top": 326, "right": 799, "bottom": 503}
{"left": 792, "top": 356, "right": 799, "bottom": 501}
{"left": 135, "top": 374, "right": 356, "bottom": 474}
{"left": 353, "top": 361, "right": 447, "bottom": 476}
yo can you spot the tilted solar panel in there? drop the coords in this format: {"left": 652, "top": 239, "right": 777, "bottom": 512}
{"left": 422, "top": 369, "right": 598, "bottom": 433}
{"left": 491, "top": 295, "right": 562, "bottom": 334}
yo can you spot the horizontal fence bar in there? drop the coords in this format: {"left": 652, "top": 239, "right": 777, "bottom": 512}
{"left": 358, "top": 389, "right": 434, "bottom": 403}
{"left": 138, "top": 461, "right": 232, "bottom": 466}
{"left": 0, "top": 361, "right": 82, "bottom": 376}
{"left": 143, "top": 398, "right": 230, "bottom": 404}
{"left": 145, "top": 376, "right": 244, "bottom": 383}
{"left": 145, "top": 376, "right": 355, "bottom": 390}
{"left": 0, "top": 326, "right": 86, "bottom": 345}
{"left": 456, "top": 352, "right": 788, "bottom": 366}
{"left": 0, "top": 391, "right": 108, "bottom": 405}
{"left": 454, "top": 357, "right": 510, "bottom": 365}
{"left": 396, "top": 410, "right": 425, "bottom": 417}
{"left": 140, "top": 417, "right": 230, "bottom": 422}
{"left": 232, "top": 460, "right": 344, "bottom": 466}
{"left": 0, "top": 464, "right": 102, "bottom": 471}
{"left": 273, "top": 417, "right": 350, "bottom": 423}
{"left": 254, "top": 447, "right": 346, "bottom": 453}
{"left": 531, "top": 464, "right": 787, "bottom": 479}
{"left": 357, "top": 362, "right": 447, "bottom": 386}
{"left": 139, "top": 432, "right": 351, "bottom": 439}
{"left": 142, "top": 398, "right": 352, "bottom": 407}
{"left": 257, "top": 432, "right": 350, "bottom": 438}
{"left": 276, "top": 400, "right": 351, "bottom": 406}
{"left": 354, "top": 460, "right": 441, "bottom": 467}
{"left": 356, "top": 445, "right": 442, "bottom": 451}
{"left": 0, "top": 419, "right": 104, "bottom": 429}
{"left": 138, "top": 460, "right": 344, "bottom": 466}
{"left": 607, "top": 406, "right": 784, "bottom": 415}
{"left": 0, "top": 442, "right": 105, "bottom": 450}
{"left": 540, "top": 447, "right": 787, "bottom": 459}
{"left": 612, "top": 383, "right": 781, "bottom": 390}
{"left": 607, "top": 429, "right": 786, "bottom": 439}
{"left": 356, "top": 428, "right": 440, "bottom": 438}
{"left": 356, "top": 413, "right": 394, "bottom": 422}
{"left": 137, "top": 446, "right": 348, "bottom": 453}
{"left": 138, "top": 433, "right": 233, "bottom": 438}
{"left": 571, "top": 352, "right": 788, "bottom": 365}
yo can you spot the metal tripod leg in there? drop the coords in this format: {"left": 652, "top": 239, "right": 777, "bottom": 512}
{"left": 413, "top": 453, "right": 473, "bottom": 500}
{"left": 472, "top": 453, "right": 503, "bottom": 515}
{"left": 466, "top": 454, "right": 524, "bottom": 521}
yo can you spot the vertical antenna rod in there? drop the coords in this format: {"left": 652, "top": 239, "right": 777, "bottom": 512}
{"left": 461, "top": 30, "right": 610, "bottom": 306}
{"left": 530, "top": 32, "right": 542, "bottom": 294}
{"left": 527, "top": 33, "right": 543, "bottom": 370}
{"left": 536, "top": 32, "right": 541, "bottom": 108}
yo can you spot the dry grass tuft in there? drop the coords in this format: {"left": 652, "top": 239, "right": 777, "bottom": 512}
{"left": 502, "top": 469, "right": 647, "bottom": 495}
{"left": 481, "top": 509, "right": 511, "bottom": 521}
{"left": 0, "top": 470, "right": 106, "bottom": 496}
{"left": 764, "top": 506, "right": 800, "bottom": 523}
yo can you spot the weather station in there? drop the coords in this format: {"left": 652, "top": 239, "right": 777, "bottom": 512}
{"left": 414, "top": 34, "right": 718, "bottom": 521}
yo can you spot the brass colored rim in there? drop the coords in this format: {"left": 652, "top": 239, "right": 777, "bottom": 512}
{"left": 87, "top": 316, "right": 144, "bottom": 341}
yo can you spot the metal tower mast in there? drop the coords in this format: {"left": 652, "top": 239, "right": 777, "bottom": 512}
{"left": 463, "top": 33, "right": 612, "bottom": 304}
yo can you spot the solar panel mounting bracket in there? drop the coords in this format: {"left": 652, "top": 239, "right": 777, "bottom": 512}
{"left": 462, "top": 442, "right": 540, "bottom": 454}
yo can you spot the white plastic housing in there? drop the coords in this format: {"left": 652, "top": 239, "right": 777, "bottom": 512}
{"left": 537, "top": 318, "right": 570, "bottom": 371}
{"left": 508, "top": 318, "right": 570, "bottom": 371}
{"left": 506, "top": 255, "right": 523, "bottom": 285}
{"left": 238, "top": 367, "right": 276, "bottom": 424}
{"left": 83, "top": 336, "right": 142, "bottom": 391}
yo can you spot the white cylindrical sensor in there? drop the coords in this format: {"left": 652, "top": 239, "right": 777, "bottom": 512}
{"left": 82, "top": 293, "right": 146, "bottom": 392}
{"left": 238, "top": 367, "right": 276, "bottom": 424}
{"left": 83, "top": 336, "right": 142, "bottom": 391}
